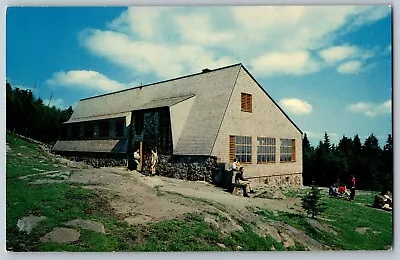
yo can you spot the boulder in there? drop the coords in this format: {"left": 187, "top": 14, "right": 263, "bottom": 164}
{"left": 17, "top": 216, "right": 47, "bottom": 234}
{"left": 40, "top": 227, "right": 80, "bottom": 244}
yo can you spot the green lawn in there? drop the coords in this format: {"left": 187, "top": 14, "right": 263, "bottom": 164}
{"left": 6, "top": 132, "right": 393, "bottom": 251}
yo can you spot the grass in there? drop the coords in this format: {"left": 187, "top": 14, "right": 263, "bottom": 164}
{"left": 6, "top": 132, "right": 393, "bottom": 251}
{"left": 6, "top": 132, "right": 283, "bottom": 252}
{"left": 257, "top": 188, "right": 393, "bottom": 250}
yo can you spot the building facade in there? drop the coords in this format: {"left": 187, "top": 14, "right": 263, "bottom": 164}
{"left": 53, "top": 64, "right": 303, "bottom": 187}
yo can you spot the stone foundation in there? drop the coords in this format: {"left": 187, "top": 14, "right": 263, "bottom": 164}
{"left": 142, "top": 154, "right": 219, "bottom": 183}
{"left": 56, "top": 152, "right": 127, "bottom": 168}
{"left": 256, "top": 173, "right": 303, "bottom": 188}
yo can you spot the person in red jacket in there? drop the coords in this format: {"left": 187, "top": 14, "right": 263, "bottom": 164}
{"left": 348, "top": 175, "right": 356, "bottom": 201}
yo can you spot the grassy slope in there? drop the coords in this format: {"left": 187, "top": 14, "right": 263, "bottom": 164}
{"left": 6, "top": 133, "right": 392, "bottom": 251}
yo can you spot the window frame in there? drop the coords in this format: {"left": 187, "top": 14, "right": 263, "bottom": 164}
{"left": 257, "top": 137, "right": 276, "bottom": 163}
{"left": 229, "top": 135, "right": 252, "bottom": 164}
{"left": 280, "top": 138, "right": 296, "bottom": 162}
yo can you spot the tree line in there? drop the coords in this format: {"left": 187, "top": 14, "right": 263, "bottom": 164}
{"left": 6, "top": 82, "right": 73, "bottom": 144}
{"left": 302, "top": 132, "right": 393, "bottom": 192}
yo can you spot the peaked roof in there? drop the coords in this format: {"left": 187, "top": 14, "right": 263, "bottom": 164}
{"left": 63, "top": 63, "right": 302, "bottom": 155}
{"left": 66, "top": 63, "right": 242, "bottom": 155}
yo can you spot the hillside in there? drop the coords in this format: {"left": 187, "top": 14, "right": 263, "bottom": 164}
{"left": 6, "top": 133, "right": 393, "bottom": 251}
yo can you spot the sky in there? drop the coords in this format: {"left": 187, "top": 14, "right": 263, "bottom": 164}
{"left": 6, "top": 6, "right": 392, "bottom": 147}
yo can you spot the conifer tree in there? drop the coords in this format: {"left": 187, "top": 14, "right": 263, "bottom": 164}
{"left": 301, "top": 183, "right": 327, "bottom": 219}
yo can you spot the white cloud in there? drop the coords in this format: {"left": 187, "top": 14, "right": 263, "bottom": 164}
{"left": 279, "top": 98, "right": 313, "bottom": 115}
{"left": 251, "top": 51, "right": 321, "bottom": 76}
{"left": 319, "top": 45, "right": 361, "bottom": 64}
{"left": 337, "top": 60, "right": 363, "bottom": 74}
{"left": 46, "top": 70, "right": 132, "bottom": 92}
{"left": 348, "top": 99, "right": 391, "bottom": 117}
{"left": 80, "top": 29, "right": 236, "bottom": 79}
{"left": 78, "top": 6, "right": 389, "bottom": 79}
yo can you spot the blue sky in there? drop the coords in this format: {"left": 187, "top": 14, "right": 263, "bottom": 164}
{"left": 6, "top": 6, "right": 392, "bottom": 147}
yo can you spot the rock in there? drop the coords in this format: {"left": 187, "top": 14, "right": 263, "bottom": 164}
{"left": 217, "top": 243, "right": 226, "bottom": 249}
{"left": 65, "top": 219, "right": 106, "bottom": 233}
{"left": 17, "top": 216, "right": 46, "bottom": 234}
{"left": 40, "top": 227, "right": 80, "bottom": 244}
{"left": 254, "top": 188, "right": 286, "bottom": 200}
{"left": 355, "top": 227, "right": 370, "bottom": 234}
{"left": 236, "top": 245, "right": 243, "bottom": 250}
{"left": 307, "top": 218, "right": 338, "bottom": 235}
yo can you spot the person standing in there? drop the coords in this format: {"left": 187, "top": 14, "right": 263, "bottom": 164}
{"left": 348, "top": 175, "right": 356, "bottom": 201}
{"left": 150, "top": 147, "right": 158, "bottom": 176}
{"left": 133, "top": 149, "right": 140, "bottom": 171}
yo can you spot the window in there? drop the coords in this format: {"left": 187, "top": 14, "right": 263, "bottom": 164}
{"left": 280, "top": 138, "right": 296, "bottom": 162}
{"left": 84, "top": 123, "right": 94, "bottom": 138}
{"left": 257, "top": 137, "right": 276, "bottom": 163}
{"left": 229, "top": 135, "right": 252, "bottom": 163}
{"left": 115, "top": 121, "right": 125, "bottom": 138}
{"left": 99, "top": 121, "right": 109, "bottom": 138}
{"left": 71, "top": 124, "right": 80, "bottom": 139}
{"left": 135, "top": 112, "right": 144, "bottom": 135}
{"left": 241, "top": 93, "right": 252, "bottom": 113}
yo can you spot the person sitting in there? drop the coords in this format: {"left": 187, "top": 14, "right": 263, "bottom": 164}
{"left": 337, "top": 185, "right": 350, "bottom": 197}
{"left": 234, "top": 167, "right": 255, "bottom": 197}
{"left": 382, "top": 191, "right": 392, "bottom": 211}
{"left": 329, "top": 184, "right": 342, "bottom": 197}
{"left": 231, "top": 158, "right": 240, "bottom": 174}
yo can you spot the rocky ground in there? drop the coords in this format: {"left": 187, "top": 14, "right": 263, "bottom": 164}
{"left": 16, "top": 153, "right": 332, "bottom": 250}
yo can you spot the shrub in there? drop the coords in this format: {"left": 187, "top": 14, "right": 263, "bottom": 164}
{"left": 301, "top": 183, "right": 327, "bottom": 219}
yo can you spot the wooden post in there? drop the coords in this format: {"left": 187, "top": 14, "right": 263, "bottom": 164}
{"left": 139, "top": 141, "right": 143, "bottom": 171}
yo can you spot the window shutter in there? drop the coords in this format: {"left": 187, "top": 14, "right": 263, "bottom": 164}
{"left": 291, "top": 139, "right": 296, "bottom": 161}
{"left": 229, "top": 135, "right": 236, "bottom": 162}
{"left": 248, "top": 94, "right": 252, "bottom": 113}
{"left": 241, "top": 93, "right": 246, "bottom": 111}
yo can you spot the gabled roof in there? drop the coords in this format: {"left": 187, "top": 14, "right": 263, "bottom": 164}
{"left": 66, "top": 63, "right": 242, "bottom": 155}
{"left": 62, "top": 63, "right": 302, "bottom": 155}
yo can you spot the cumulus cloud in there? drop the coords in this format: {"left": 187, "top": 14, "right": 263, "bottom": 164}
{"left": 78, "top": 6, "right": 389, "bottom": 79}
{"left": 80, "top": 29, "right": 236, "bottom": 79}
{"left": 337, "top": 60, "right": 363, "bottom": 74}
{"left": 319, "top": 45, "right": 361, "bottom": 64}
{"left": 251, "top": 51, "right": 321, "bottom": 76}
{"left": 46, "top": 70, "right": 132, "bottom": 92}
{"left": 348, "top": 100, "right": 391, "bottom": 117}
{"left": 279, "top": 98, "right": 313, "bottom": 115}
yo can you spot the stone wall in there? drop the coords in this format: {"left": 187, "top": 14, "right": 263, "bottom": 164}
{"left": 141, "top": 154, "right": 222, "bottom": 183}
{"left": 58, "top": 152, "right": 127, "bottom": 168}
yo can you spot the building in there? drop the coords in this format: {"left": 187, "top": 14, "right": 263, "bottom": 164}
{"left": 52, "top": 63, "right": 303, "bottom": 187}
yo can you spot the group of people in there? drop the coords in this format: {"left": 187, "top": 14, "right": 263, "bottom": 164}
{"left": 329, "top": 175, "right": 357, "bottom": 201}
{"left": 231, "top": 158, "right": 255, "bottom": 197}
{"left": 132, "top": 147, "right": 158, "bottom": 176}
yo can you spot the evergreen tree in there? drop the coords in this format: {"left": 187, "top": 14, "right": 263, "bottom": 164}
{"left": 301, "top": 183, "right": 327, "bottom": 219}
{"left": 302, "top": 133, "right": 315, "bottom": 185}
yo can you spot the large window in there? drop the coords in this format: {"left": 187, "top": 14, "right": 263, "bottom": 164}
{"left": 99, "top": 121, "right": 109, "bottom": 138}
{"left": 280, "top": 138, "right": 296, "bottom": 162}
{"left": 257, "top": 137, "right": 276, "bottom": 163}
{"left": 84, "top": 123, "right": 94, "bottom": 138}
{"left": 229, "top": 135, "right": 252, "bottom": 163}
{"left": 135, "top": 112, "right": 144, "bottom": 135}
{"left": 115, "top": 121, "right": 125, "bottom": 138}
{"left": 71, "top": 124, "right": 80, "bottom": 139}
{"left": 241, "top": 93, "right": 252, "bottom": 113}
